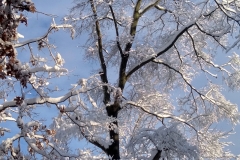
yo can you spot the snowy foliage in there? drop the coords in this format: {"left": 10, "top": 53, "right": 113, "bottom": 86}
{"left": 1, "top": 0, "right": 240, "bottom": 159}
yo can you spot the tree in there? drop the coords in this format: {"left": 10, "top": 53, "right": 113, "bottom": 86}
{"left": 1, "top": 0, "right": 240, "bottom": 159}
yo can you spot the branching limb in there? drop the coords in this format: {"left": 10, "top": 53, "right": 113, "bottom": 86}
{"left": 14, "top": 24, "right": 73, "bottom": 48}
{"left": 90, "top": 0, "right": 110, "bottom": 104}
{"left": 47, "top": 143, "right": 79, "bottom": 158}
{"left": 24, "top": 136, "right": 51, "bottom": 159}
{"left": 174, "top": 45, "right": 183, "bottom": 65}
{"left": 195, "top": 23, "right": 228, "bottom": 49}
{"left": 152, "top": 59, "right": 204, "bottom": 97}
{"left": 65, "top": 112, "right": 108, "bottom": 155}
{"left": 125, "top": 101, "right": 198, "bottom": 134}
{"left": 0, "top": 133, "right": 22, "bottom": 151}
{"left": 152, "top": 59, "right": 237, "bottom": 123}
{"left": 99, "top": 16, "right": 123, "bottom": 26}
{"left": 139, "top": 0, "right": 161, "bottom": 16}
{"left": 118, "top": 0, "right": 168, "bottom": 89}
{"left": 187, "top": 30, "right": 231, "bottom": 76}
{"left": 214, "top": 0, "right": 240, "bottom": 26}
{"left": 109, "top": 5, "right": 123, "bottom": 55}
{"left": 0, "top": 86, "right": 97, "bottom": 112}
{"left": 155, "top": 5, "right": 172, "bottom": 13}
{"left": 126, "top": 21, "right": 196, "bottom": 79}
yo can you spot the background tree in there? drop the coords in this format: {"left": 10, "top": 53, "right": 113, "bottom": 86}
{"left": 1, "top": 0, "right": 240, "bottom": 159}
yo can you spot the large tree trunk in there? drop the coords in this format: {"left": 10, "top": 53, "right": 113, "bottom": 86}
{"left": 153, "top": 150, "right": 162, "bottom": 160}
{"left": 106, "top": 103, "right": 121, "bottom": 159}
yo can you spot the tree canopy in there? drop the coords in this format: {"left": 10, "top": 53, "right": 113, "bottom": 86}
{"left": 1, "top": 0, "right": 240, "bottom": 159}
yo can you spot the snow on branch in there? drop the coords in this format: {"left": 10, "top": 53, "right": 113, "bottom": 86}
{"left": 0, "top": 85, "right": 93, "bottom": 112}
{"left": 125, "top": 100, "right": 197, "bottom": 132}
{"left": 48, "top": 143, "right": 79, "bottom": 158}
{"left": 14, "top": 23, "right": 74, "bottom": 48}
{"left": 128, "top": 125, "right": 199, "bottom": 159}
{"left": 28, "top": 65, "right": 68, "bottom": 73}
{"left": 0, "top": 134, "right": 22, "bottom": 155}
{"left": 126, "top": 20, "right": 197, "bottom": 78}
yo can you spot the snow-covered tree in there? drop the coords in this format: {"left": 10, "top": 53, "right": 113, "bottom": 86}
{"left": 1, "top": 0, "right": 240, "bottom": 159}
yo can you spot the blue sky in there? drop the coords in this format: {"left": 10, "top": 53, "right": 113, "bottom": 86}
{"left": 2, "top": 0, "right": 240, "bottom": 157}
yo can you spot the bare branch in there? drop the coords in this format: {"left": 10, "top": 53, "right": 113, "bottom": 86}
{"left": 66, "top": 113, "right": 108, "bottom": 155}
{"left": 109, "top": 5, "right": 124, "bottom": 55}
{"left": 140, "top": 0, "right": 161, "bottom": 16}
{"left": 90, "top": 0, "right": 110, "bottom": 104}
{"left": 14, "top": 24, "right": 73, "bottom": 48}
{"left": 126, "top": 21, "right": 196, "bottom": 79}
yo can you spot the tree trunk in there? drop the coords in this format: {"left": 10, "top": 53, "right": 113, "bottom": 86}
{"left": 152, "top": 150, "right": 162, "bottom": 160}
{"left": 106, "top": 103, "right": 121, "bottom": 159}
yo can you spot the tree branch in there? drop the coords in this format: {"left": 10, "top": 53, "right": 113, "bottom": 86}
{"left": 109, "top": 5, "right": 123, "bottom": 55}
{"left": 152, "top": 59, "right": 204, "bottom": 98}
{"left": 0, "top": 86, "right": 96, "bottom": 112}
{"left": 14, "top": 24, "right": 73, "bottom": 48}
{"left": 139, "top": 0, "right": 161, "bottom": 16}
{"left": 195, "top": 23, "right": 228, "bottom": 49}
{"left": 65, "top": 112, "right": 108, "bottom": 155}
{"left": 187, "top": 30, "right": 231, "bottom": 76}
{"left": 90, "top": 0, "right": 110, "bottom": 104}
{"left": 126, "top": 21, "right": 196, "bottom": 79}
{"left": 125, "top": 101, "right": 198, "bottom": 133}
{"left": 118, "top": 0, "right": 142, "bottom": 90}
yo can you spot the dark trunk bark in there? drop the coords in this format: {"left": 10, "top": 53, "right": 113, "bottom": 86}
{"left": 108, "top": 123, "right": 120, "bottom": 159}
{"left": 152, "top": 150, "right": 162, "bottom": 160}
{"left": 106, "top": 103, "right": 121, "bottom": 159}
